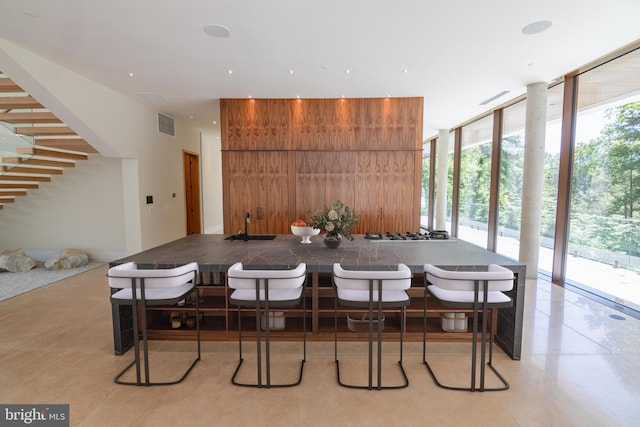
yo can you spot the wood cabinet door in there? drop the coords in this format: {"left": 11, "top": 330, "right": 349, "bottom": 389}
{"left": 355, "top": 151, "right": 417, "bottom": 232}
{"left": 226, "top": 151, "right": 289, "bottom": 234}
{"left": 295, "top": 151, "right": 325, "bottom": 219}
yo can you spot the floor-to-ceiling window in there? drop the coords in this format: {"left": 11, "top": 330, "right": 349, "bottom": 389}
{"left": 539, "top": 83, "right": 563, "bottom": 273}
{"left": 457, "top": 115, "right": 493, "bottom": 246}
{"left": 445, "top": 130, "right": 455, "bottom": 233}
{"left": 566, "top": 48, "right": 640, "bottom": 310}
{"left": 422, "top": 43, "right": 639, "bottom": 315}
{"left": 421, "top": 141, "right": 431, "bottom": 226}
{"left": 496, "top": 100, "right": 525, "bottom": 259}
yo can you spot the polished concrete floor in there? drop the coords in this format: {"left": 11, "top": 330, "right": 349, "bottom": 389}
{"left": 1, "top": 265, "right": 639, "bottom": 426}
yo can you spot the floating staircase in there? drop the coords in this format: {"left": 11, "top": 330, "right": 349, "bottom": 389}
{"left": 0, "top": 71, "right": 97, "bottom": 210}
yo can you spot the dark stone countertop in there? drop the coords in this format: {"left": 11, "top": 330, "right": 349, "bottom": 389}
{"left": 111, "top": 233, "right": 525, "bottom": 275}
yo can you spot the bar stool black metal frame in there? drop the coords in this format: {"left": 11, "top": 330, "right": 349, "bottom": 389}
{"left": 108, "top": 262, "right": 201, "bottom": 386}
{"left": 227, "top": 262, "right": 307, "bottom": 388}
{"left": 333, "top": 263, "right": 411, "bottom": 390}
{"left": 422, "top": 264, "right": 514, "bottom": 392}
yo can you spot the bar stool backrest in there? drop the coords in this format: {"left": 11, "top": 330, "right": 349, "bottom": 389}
{"left": 424, "top": 264, "right": 513, "bottom": 292}
{"left": 108, "top": 262, "right": 199, "bottom": 289}
{"left": 333, "top": 263, "right": 412, "bottom": 290}
{"left": 227, "top": 262, "right": 307, "bottom": 290}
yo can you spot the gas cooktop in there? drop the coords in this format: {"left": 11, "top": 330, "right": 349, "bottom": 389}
{"left": 364, "top": 231, "right": 451, "bottom": 241}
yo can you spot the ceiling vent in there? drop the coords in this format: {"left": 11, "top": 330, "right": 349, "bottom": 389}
{"left": 157, "top": 112, "right": 175, "bottom": 137}
{"left": 479, "top": 90, "right": 510, "bottom": 106}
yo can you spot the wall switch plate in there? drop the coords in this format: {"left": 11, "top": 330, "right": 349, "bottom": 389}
{"left": 146, "top": 195, "right": 153, "bottom": 204}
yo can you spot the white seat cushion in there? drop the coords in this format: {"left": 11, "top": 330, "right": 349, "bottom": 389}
{"left": 111, "top": 282, "right": 195, "bottom": 302}
{"left": 336, "top": 288, "right": 410, "bottom": 304}
{"left": 230, "top": 287, "right": 303, "bottom": 302}
{"left": 427, "top": 284, "right": 511, "bottom": 304}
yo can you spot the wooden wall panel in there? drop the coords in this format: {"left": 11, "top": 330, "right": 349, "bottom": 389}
{"left": 354, "top": 151, "right": 417, "bottom": 232}
{"left": 384, "top": 151, "right": 417, "bottom": 231}
{"left": 221, "top": 97, "right": 423, "bottom": 234}
{"left": 295, "top": 151, "right": 326, "bottom": 219}
{"left": 324, "top": 151, "right": 356, "bottom": 209}
{"left": 291, "top": 99, "right": 357, "bottom": 150}
{"left": 221, "top": 99, "right": 291, "bottom": 150}
{"left": 225, "top": 151, "right": 289, "bottom": 234}
{"left": 355, "top": 152, "right": 386, "bottom": 232}
{"left": 385, "top": 97, "right": 422, "bottom": 150}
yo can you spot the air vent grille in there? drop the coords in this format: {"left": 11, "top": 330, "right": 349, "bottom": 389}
{"left": 157, "top": 112, "right": 175, "bottom": 137}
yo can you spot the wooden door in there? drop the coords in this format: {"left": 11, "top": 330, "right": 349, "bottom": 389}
{"left": 183, "top": 152, "right": 201, "bottom": 234}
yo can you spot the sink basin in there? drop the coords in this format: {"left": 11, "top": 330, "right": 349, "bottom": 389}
{"left": 224, "top": 234, "right": 277, "bottom": 241}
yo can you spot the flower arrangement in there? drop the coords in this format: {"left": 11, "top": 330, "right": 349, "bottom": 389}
{"left": 308, "top": 200, "right": 359, "bottom": 241}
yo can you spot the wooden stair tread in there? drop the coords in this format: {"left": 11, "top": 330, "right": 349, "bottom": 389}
{"left": 0, "top": 78, "right": 22, "bottom": 93}
{"left": 2, "top": 157, "right": 75, "bottom": 168}
{"left": 0, "top": 183, "right": 39, "bottom": 189}
{"left": 0, "top": 190, "right": 27, "bottom": 196}
{"left": 16, "top": 147, "right": 88, "bottom": 161}
{"left": 0, "top": 174, "right": 51, "bottom": 182}
{"left": 2, "top": 165, "right": 63, "bottom": 175}
{"left": 0, "top": 96, "right": 43, "bottom": 109}
{"left": 34, "top": 139, "right": 97, "bottom": 153}
{"left": 15, "top": 126, "right": 77, "bottom": 136}
{"left": 0, "top": 112, "right": 61, "bottom": 124}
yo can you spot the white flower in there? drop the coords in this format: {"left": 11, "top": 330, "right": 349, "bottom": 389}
{"left": 328, "top": 209, "right": 338, "bottom": 221}
{"left": 325, "top": 222, "right": 335, "bottom": 232}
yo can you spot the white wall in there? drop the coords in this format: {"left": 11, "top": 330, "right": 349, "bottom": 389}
{"left": 0, "top": 39, "right": 224, "bottom": 259}
{"left": 201, "top": 128, "right": 224, "bottom": 234}
{"left": 0, "top": 156, "right": 126, "bottom": 261}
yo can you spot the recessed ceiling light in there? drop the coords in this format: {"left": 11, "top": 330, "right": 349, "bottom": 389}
{"left": 522, "top": 20, "right": 552, "bottom": 35}
{"left": 402, "top": 69, "right": 408, "bottom": 74}
{"left": 227, "top": 69, "right": 233, "bottom": 75}
{"left": 128, "top": 72, "right": 134, "bottom": 77}
{"left": 289, "top": 69, "right": 295, "bottom": 75}
{"left": 345, "top": 69, "right": 351, "bottom": 74}
{"left": 204, "top": 24, "right": 231, "bottom": 38}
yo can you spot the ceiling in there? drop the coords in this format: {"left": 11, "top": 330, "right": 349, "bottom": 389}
{"left": 0, "top": 0, "right": 639, "bottom": 139}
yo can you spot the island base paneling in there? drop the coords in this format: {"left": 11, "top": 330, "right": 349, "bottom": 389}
{"left": 128, "top": 273, "right": 497, "bottom": 348}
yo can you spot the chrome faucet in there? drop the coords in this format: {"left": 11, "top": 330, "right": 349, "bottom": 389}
{"left": 244, "top": 212, "right": 250, "bottom": 241}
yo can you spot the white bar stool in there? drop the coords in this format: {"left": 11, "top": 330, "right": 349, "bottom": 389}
{"left": 332, "top": 263, "right": 412, "bottom": 390}
{"left": 423, "top": 264, "right": 514, "bottom": 391}
{"left": 107, "top": 262, "right": 200, "bottom": 386}
{"left": 227, "top": 262, "right": 307, "bottom": 388}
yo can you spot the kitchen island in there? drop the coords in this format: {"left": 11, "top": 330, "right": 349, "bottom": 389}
{"left": 109, "top": 233, "right": 526, "bottom": 359}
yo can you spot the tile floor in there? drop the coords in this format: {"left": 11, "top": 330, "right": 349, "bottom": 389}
{"left": 0, "top": 265, "right": 639, "bottom": 426}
